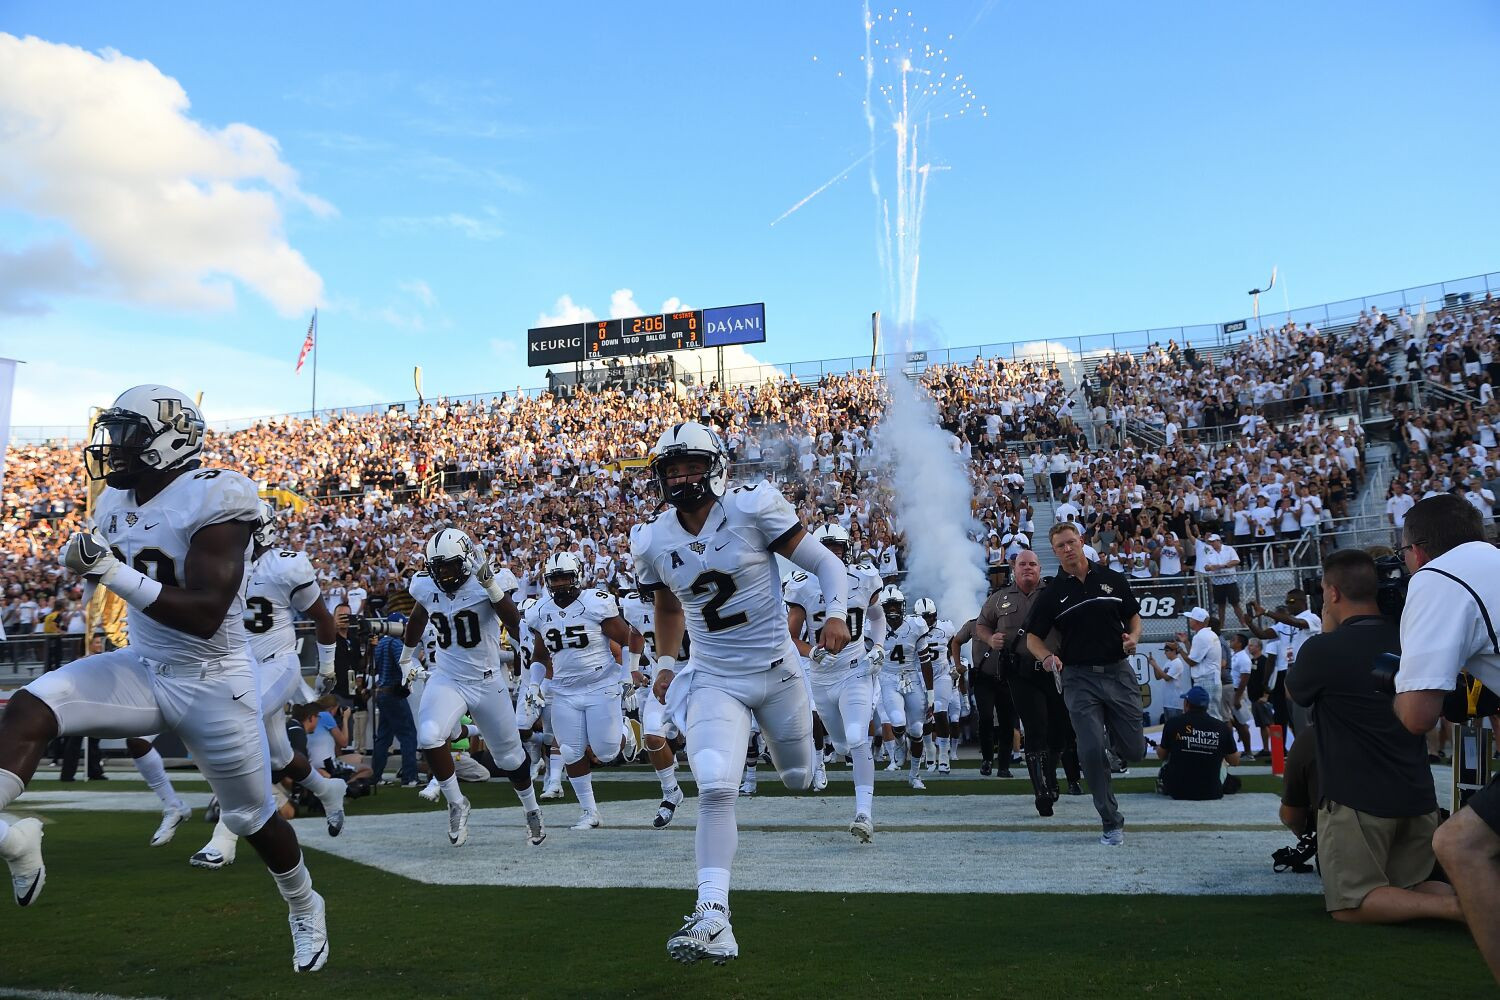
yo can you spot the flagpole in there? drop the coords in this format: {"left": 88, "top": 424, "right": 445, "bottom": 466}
{"left": 311, "top": 309, "right": 318, "bottom": 416}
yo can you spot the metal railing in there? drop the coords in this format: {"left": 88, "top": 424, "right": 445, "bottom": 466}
{"left": 10, "top": 270, "right": 1496, "bottom": 445}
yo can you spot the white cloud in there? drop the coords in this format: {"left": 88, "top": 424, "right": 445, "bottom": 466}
{"left": 382, "top": 210, "right": 503, "bottom": 241}
{"left": 0, "top": 33, "right": 329, "bottom": 317}
{"left": 536, "top": 294, "right": 597, "bottom": 326}
{"left": 398, "top": 279, "right": 436, "bottom": 308}
{"left": 609, "top": 288, "right": 642, "bottom": 319}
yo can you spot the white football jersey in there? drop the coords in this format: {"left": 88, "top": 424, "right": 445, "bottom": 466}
{"left": 244, "top": 548, "right": 320, "bottom": 662}
{"left": 631, "top": 482, "right": 802, "bottom": 676}
{"left": 882, "top": 616, "right": 927, "bottom": 675}
{"left": 918, "top": 618, "right": 957, "bottom": 669}
{"left": 619, "top": 591, "right": 657, "bottom": 658}
{"left": 94, "top": 467, "right": 260, "bottom": 663}
{"left": 524, "top": 588, "right": 622, "bottom": 694}
{"left": 783, "top": 562, "right": 880, "bottom": 673}
{"left": 408, "top": 571, "right": 506, "bottom": 685}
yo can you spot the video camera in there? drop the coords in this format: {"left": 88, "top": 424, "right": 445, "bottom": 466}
{"left": 1373, "top": 553, "right": 1410, "bottom": 620}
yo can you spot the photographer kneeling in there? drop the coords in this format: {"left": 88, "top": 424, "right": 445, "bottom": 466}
{"left": 1286, "top": 548, "right": 1461, "bottom": 926}
{"left": 1391, "top": 495, "right": 1500, "bottom": 982}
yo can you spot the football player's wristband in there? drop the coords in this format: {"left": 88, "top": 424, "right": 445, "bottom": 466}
{"left": 317, "top": 642, "right": 336, "bottom": 675}
{"left": 653, "top": 655, "right": 677, "bottom": 680}
{"left": 482, "top": 578, "right": 507, "bottom": 603}
{"left": 105, "top": 564, "right": 163, "bottom": 611}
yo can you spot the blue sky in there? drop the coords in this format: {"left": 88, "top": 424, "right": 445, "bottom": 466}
{"left": 2, "top": 1, "right": 1497, "bottom": 429}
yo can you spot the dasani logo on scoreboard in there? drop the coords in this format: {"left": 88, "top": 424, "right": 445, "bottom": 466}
{"left": 703, "top": 303, "right": 767, "bottom": 347}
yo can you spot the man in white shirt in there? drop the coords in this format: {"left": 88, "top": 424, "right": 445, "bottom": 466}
{"left": 1386, "top": 481, "right": 1415, "bottom": 546}
{"left": 1200, "top": 535, "right": 1241, "bottom": 625}
{"left": 1464, "top": 476, "right": 1496, "bottom": 524}
{"left": 1244, "top": 588, "right": 1320, "bottom": 735}
{"left": 1149, "top": 647, "right": 1190, "bottom": 721}
{"left": 1169, "top": 608, "right": 1224, "bottom": 721}
{"left": 1392, "top": 494, "right": 1500, "bottom": 983}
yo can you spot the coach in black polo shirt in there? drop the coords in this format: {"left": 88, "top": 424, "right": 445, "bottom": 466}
{"left": 1025, "top": 522, "right": 1146, "bottom": 845}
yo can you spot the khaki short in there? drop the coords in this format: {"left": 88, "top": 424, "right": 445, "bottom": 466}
{"left": 1318, "top": 800, "right": 1440, "bottom": 912}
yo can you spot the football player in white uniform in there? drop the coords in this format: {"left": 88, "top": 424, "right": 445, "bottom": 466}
{"left": 620, "top": 587, "right": 690, "bottom": 827}
{"left": 915, "top": 599, "right": 959, "bottom": 775}
{"left": 0, "top": 386, "right": 329, "bottom": 972}
{"left": 189, "top": 501, "right": 349, "bottom": 869}
{"left": 631, "top": 422, "right": 850, "bottom": 965}
{"left": 523, "top": 553, "right": 645, "bottom": 830}
{"left": 784, "top": 523, "right": 885, "bottom": 841}
{"left": 878, "top": 586, "right": 932, "bottom": 790}
{"left": 399, "top": 528, "right": 546, "bottom": 848}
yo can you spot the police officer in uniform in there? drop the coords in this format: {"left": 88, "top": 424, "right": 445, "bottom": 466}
{"left": 1025, "top": 522, "right": 1146, "bottom": 846}
{"left": 966, "top": 563, "right": 1018, "bottom": 777}
{"left": 975, "top": 548, "right": 1082, "bottom": 816}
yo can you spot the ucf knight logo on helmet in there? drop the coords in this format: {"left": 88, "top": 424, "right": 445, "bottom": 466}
{"left": 156, "top": 398, "right": 204, "bottom": 448}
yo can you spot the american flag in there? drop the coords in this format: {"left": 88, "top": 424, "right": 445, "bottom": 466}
{"left": 295, "top": 312, "right": 317, "bottom": 373}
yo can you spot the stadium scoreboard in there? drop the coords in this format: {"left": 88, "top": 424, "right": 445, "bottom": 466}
{"left": 527, "top": 302, "right": 765, "bottom": 367}
{"left": 584, "top": 310, "right": 703, "bottom": 360}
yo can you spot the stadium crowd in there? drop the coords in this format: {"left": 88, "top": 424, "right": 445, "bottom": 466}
{"left": 3, "top": 296, "right": 1498, "bottom": 631}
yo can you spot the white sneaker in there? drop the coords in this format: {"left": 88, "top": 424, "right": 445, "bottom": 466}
{"left": 2, "top": 818, "right": 45, "bottom": 907}
{"left": 667, "top": 902, "right": 738, "bottom": 965}
{"left": 812, "top": 762, "right": 828, "bottom": 792}
{"left": 288, "top": 891, "right": 330, "bottom": 973}
{"left": 149, "top": 804, "right": 192, "bottom": 847}
{"left": 189, "top": 844, "right": 236, "bottom": 870}
{"left": 525, "top": 809, "right": 547, "bottom": 847}
{"left": 1099, "top": 828, "right": 1125, "bottom": 847}
{"left": 418, "top": 778, "right": 441, "bottom": 803}
{"left": 447, "top": 797, "right": 471, "bottom": 847}
{"left": 909, "top": 772, "right": 926, "bottom": 790}
{"left": 571, "top": 810, "right": 601, "bottom": 831}
{"left": 849, "top": 813, "right": 874, "bottom": 843}
{"left": 653, "top": 786, "right": 685, "bottom": 829}
{"left": 320, "top": 779, "right": 348, "bottom": 838}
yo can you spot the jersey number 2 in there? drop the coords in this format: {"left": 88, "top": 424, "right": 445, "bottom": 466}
{"left": 691, "top": 570, "right": 748, "bottom": 633}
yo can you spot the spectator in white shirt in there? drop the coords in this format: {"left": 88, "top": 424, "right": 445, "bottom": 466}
{"left": 1200, "top": 535, "right": 1242, "bottom": 625}
{"left": 1168, "top": 607, "right": 1224, "bottom": 721}
{"left": 1149, "top": 647, "right": 1190, "bottom": 722}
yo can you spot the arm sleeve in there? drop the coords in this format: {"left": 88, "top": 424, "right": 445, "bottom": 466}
{"left": 746, "top": 484, "right": 802, "bottom": 550}
{"left": 787, "top": 533, "right": 848, "bottom": 619}
{"left": 629, "top": 525, "right": 662, "bottom": 589}
{"left": 198, "top": 472, "right": 262, "bottom": 533}
{"left": 1395, "top": 571, "right": 1480, "bottom": 693}
{"left": 288, "top": 555, "right": 322, "bottom": 613}
{"left": 866, "top": 601, "right": 887, "bottom": 648}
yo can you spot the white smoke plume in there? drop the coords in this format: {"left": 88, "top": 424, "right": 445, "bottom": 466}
{"left": 874, "top": 362, "right": 987, "bottom": 626}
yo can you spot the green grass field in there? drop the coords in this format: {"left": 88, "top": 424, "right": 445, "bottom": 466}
{"left": 2, "top": 764, "right": 1491, "bottom": 1000}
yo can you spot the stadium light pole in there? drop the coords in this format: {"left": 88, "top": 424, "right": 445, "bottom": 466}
{"left": 1247, "top": 266, "right": 1277, "bottom": 334}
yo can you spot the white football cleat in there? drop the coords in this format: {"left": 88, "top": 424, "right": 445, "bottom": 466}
{"left": 653, "top": 786, "right": 685, "bottom": 829}
{"left": 1, "top": 818, "right": 46, "bottom": 907}
{"left": 418, "top": 778, "right": 441, "bottom": 803}
{"left": 571, "top": 810, "right": 601, "bottom": 831}
{"left": 667, "top": 902, "right": 738, "bottom": 965}
{"left": 289, "top": 891, "right": 330, "bottom": 973}
{"left": 189, "top": 845, "right": 236, "bottom": 870}
{"left": 319, "top": 779, "right": 348, "bottom": 838}
{"left": 540, "top": 782, "right": 565, "bottom": 800}
{"left": 738, "top": 772, "right": 757, "bottom": 797}
{"left": 149, "top": 804, "right": 192, "bottom": 847}
{"left": 525, "top": 809, "right": 547, "bottom": 847}
{"left": 447, "top": 797, "right": 471, "bottom": 847}
{"left": 908, "top": 772, "right": 926, "bottom": 790}
{"left": 812, "top": 762, "right": 828, "bottom": 792}
{"left": 849, "top": 813, "right": 874, "bottom": 843}
{"left": 883, "top": 758, "right": 902, "bottom": 772}
{"left": 937, "top": 760, "right": 951, "bottom": 775}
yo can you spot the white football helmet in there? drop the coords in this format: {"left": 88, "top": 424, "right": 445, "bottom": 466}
{"left": 425, "top": 528, "right": 476, "bottom": 595}
{"left": 543, "top": 552, "right": 583, "bottom": 600}
{"left": 879, "top": 584, "right": 906, "bottom": 628}
{"left": 649, "top": 421, "right": 729, "bottom": 509}
{"left": 812, "top": 522, "right": 851, "bottom": 561}
{"left": 85, "top": 384, "right": 206, "bottom": 487}
{"left": 252, "top": 499, "right": 278, "bottom": 547}
{"left": 913, "top": 597, "right": 937, "bottom": 618}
